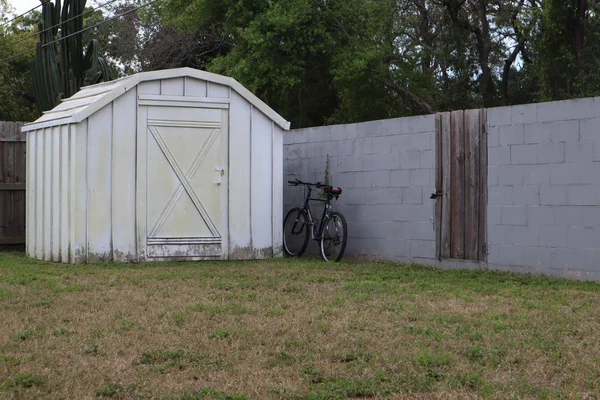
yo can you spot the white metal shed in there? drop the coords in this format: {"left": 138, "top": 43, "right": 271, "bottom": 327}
{"left": 23, "top": 68, "right": 290, "bottom": 263}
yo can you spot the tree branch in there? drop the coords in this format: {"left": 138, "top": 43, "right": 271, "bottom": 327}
{"left": 379, "top": 78, "right": 435, "bottom": 114}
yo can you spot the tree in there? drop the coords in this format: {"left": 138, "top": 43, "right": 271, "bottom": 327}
{"left": 0, "top": 4, "right": 41, "bottom": 121}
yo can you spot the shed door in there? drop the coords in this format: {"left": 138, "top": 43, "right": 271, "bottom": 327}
{"left": 138, "top": 105, "right": 229, "bottom": 259}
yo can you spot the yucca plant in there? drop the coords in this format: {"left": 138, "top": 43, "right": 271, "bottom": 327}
{"left": 31, "top": 0, "right": 112, "bottom": 112}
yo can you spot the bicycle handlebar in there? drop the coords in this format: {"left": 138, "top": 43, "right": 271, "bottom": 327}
{"left": 287, "top": 178, "right": 327, "bottom": 188}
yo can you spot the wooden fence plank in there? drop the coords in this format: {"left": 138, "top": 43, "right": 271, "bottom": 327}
{"left": 450, "top": 110, "right": 465, "bottom": 259}
{"left": 0, "top": 122, "right": 26, "bottom": 248}
{"left": 464, "top": 109, "right": 480, "bottom": 260}
{"left": 440, "top": 112, "right": 452, "bottom": 259}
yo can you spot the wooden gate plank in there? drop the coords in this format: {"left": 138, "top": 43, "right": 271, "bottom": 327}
{"left": 464, "top": 109, "right": 480, "bottom": 260}
{"left": 478, "top": 109, "right": 488, "bottom": 261}
{"left": 450, "top": 110, "right": 465, "bottom": 259}
{"left": 440, "top": 112, "right": 452, "bottom": 259}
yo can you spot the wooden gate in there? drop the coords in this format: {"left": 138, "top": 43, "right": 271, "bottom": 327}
{"left": 0, "top": 122, "right": 26, "bottom": 250}
{"left": 434, "top": 110, "right": 487, "bottom": 261}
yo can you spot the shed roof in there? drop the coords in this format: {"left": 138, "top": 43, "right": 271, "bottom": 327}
{"left": 22, "top": 68, "right": 291, "bottom": 132}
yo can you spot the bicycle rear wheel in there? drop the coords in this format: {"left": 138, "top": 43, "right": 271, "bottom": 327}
{"left": 319, "top": 211, "right": 347, "bottom": 262}
{"left": 283, "top": 207, "right": 310, "bottom": 257}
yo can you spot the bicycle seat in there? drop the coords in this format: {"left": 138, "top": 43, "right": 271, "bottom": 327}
{"left": 325, "top": 186, "right": 342, "bottom": 195}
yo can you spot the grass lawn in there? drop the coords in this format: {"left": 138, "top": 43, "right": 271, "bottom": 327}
{"left": 0, "top": 253, "right": 599, "bottom": 399}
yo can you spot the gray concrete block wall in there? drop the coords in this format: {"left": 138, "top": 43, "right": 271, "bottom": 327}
{"left": 284, "top": 116, "right": 437, "bottom": 262}
{"left": 486, "top": 97, "right": 600, "bottom": 280}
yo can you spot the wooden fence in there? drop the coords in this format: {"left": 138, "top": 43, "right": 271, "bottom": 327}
{"left": 0, "top": 122, "right": 26, "bottom": 250}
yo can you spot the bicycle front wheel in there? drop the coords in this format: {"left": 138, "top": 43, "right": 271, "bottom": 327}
{"left": 283, "top": 207, "right": 310, "bottom": 257}
{"left": 319, "top": 211, "right": 347, "bottom": 262}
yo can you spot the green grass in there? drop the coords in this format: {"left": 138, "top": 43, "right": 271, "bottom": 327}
{"left": 0, "top": 252, "right": 599, "bottom": 399}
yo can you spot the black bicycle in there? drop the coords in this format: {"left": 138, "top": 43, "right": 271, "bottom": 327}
{"left": 283, "top": 179, "right": 348, "bottom": 262}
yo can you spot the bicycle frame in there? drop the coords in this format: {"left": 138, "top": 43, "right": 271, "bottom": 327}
{"left": 300, "top": 185, "right": 333, "bottom": 241}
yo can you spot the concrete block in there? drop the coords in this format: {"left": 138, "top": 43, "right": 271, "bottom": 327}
{"left": 565, "top": 97, "right": 595, "bottom": 120}
{"left": 285, "top": 144, "right": 303, "bottom": 160}
{"left": 408, "top": 132, "right": 432, "bottom": 151}
{"left": 511, "top": 144, "right": 537, "bottom": 165}
{"left": 487, "top": 106, "right": 512, "bottom": 126}
{"left": 488, "top": 146, "right": 511, "bottom": 166}
{"left": 410, "top": 169, "right": 431, "bottom": 186}
{"left": 371, "top": 136, "right": 394, "bottom": 154}
{"left": 488, "top": 205, "right": 502, "bottom": 225}
{"left": 390, "top": 170, "right": 410, "bottom": 187}
{"left": 356, "top": 120, "right": 384, "bottom": 138}
{"left": 355, "top": 138, "right": 373, "bottom": 155}
{"left": 308, "top": 156, "right": 326, "bottom": 174}
{"left": 540, "top": 185, "right": 568, "bottom": 205}
{"left": 499, "top": 125, "right": 525, "bottom": 146}
{"left": 410, "top": 240, "right": 436, "bottom": 258}
{"left": 579, "top": 118, "right": 600, "bottom": 141}
{"left": 523, "top": 246, "right": 553, "bottom": 268}
{"left": 527, "top": 206, "right": 554, "bottom": 226}
{"left": 487, "top": 126, "right": 500, "bottom": 147}
{"left": 344, "top": 123, "right": 359, "bottom": 140}
{"left": 339, "top": 155, "right": 364, "bottom": 172}
{"left": 363, "top": 153, "right": 400, "bottom": 171}
{"left": 567, "top": 227, "right": 600, "bottom": 249}
{"left": 342, "top": 188, "right": 366, "bottom": 205}
{"left": 489, "top": 186, "right": 514, "bottom": 205}
{"left": 403, "top": 115, "right": 436, "bottom": 134}
{"left": 388, "top": 135, "right": 411, "bottom": 152}
{"left": 399, "top": 150, "right": 421, "bottom": 169}
{"left": 539, "top": 226, "right": 567, "bottom": 247}
{"left": 524, "top": 123, "right": 551, "bottom": 144}
{"left": 595, "top": 97, "right": 600, "bottom": 118}
{"left": 488, "top": 166, "right": 498, "bottom": 186}
{"left": 420, "top": 150, "right": 435, "bottom": 169}
{"left": 566, "top": 142, "right": 594, "bottom": 162}
{"left": 368, "top": 171, "right": 391, "bottom": 188}
{"left": 353, "top": 204, "right": 396, "bottom": 222}
{"left": 513, "top": 185, "right": 539, "bottom": 205}
{"left": 495, "top": 245, "right": 527, "bottom": 266}
{"left": 552, "top": 248, "right": 600, "bottom": 271}
{"left": 549, "top": 120, "right": 578, "bottom": 143}
{"left": 522, "top": 165, "right": 551, "bottom": 185}
{"left": 402, "top": 187, "right": 423, "bottom": 204}
{"left": 401, "top": 222, "right": 435, "bottom": 240}
{"left": 581, "top": 206, "right": 600, "bottom": 228}
{"left": 551, "top": 163, "right": 600, "bottom": 185}
{"left": 538, "top": 100, "right": 566, "bottom": 123}
{"left": 394, "top": 205, "right": 433, "bottom": 223}
{"left": 293, "top": 129, "right": 309, "bottom": 143}
{"left": 498, "top": 165, "right": 524, "bottom": 185}
{"left": 487, "top": 225, "right": 512, "bottom": 246}
{"left": 554, "top": 206, "right": 583, "bottom": 226}
{"left": 354, "top": 171, "right": 391, "bottom": 188}
{"left": 364, "top": 188, "right": 402, "bottom": 205}
{"left": 567, "top": 185, "right": 600, "bottom": 206}
{"left": 329, "top": 125, "right": 346, "bottom": 141}
{"left": 537, "top": 143, "right": 565, "bottom": 164}
{"left": 283, "top": 132, "right": 294, "bottom": 145}
{"left": 512, "top": 103, "right": 537, "bottom": 125}
{"left": 501, "top": 205, "right": 527, "bottom": 225}
{"left": 511, "top": 226, "right": 539, "bottom": 246}
{"left": 307, "top": 142, "right": 325, "bottom": 158}
{"left": 308, "top": 127, "right": 327, "bottom": 143}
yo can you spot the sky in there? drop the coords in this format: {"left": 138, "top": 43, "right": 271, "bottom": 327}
{"left": 9, "top": 0, "right": 42, "bottom": 16}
